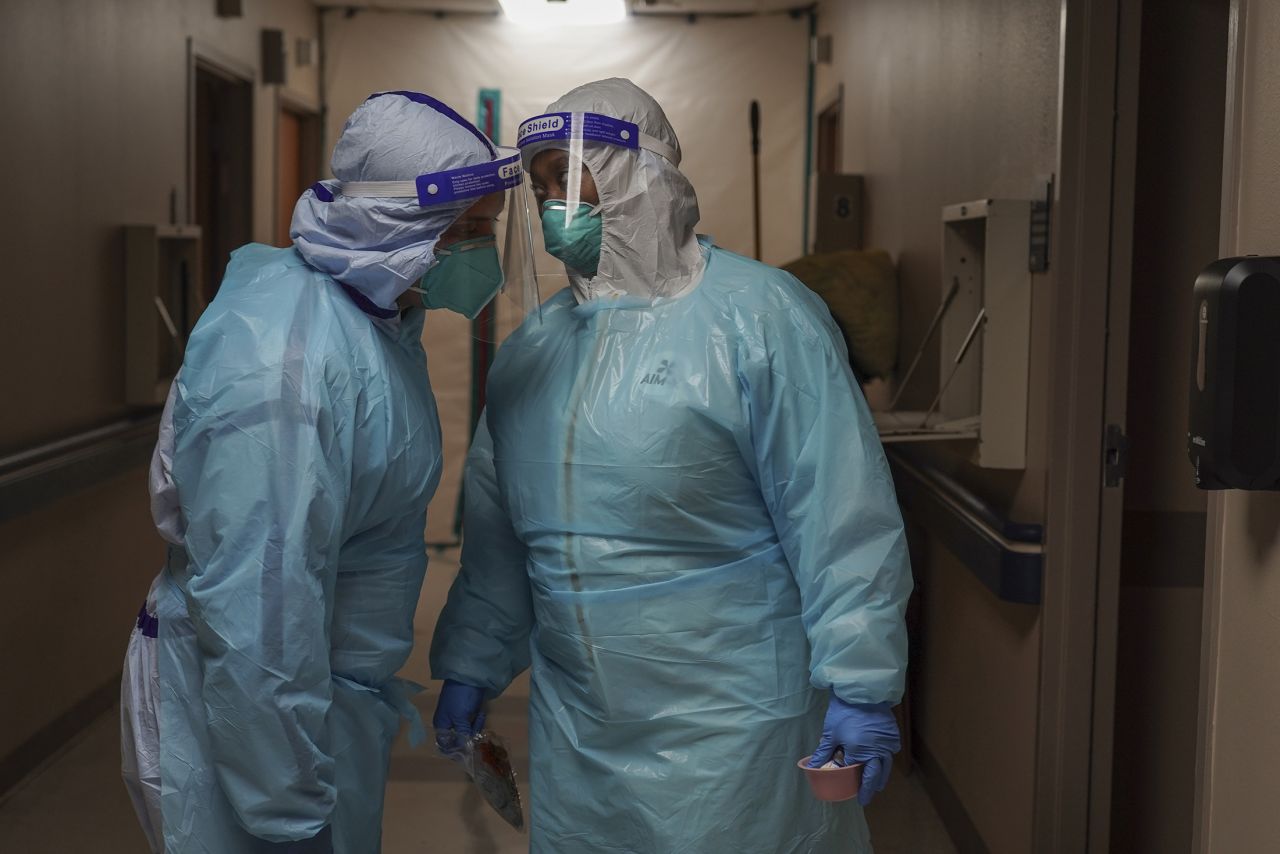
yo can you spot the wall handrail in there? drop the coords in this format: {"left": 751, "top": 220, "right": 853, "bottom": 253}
{"left": 0, "top": 416, "right": 160, "bottom": 524}
{"left": 887, "top": 448, "right": 1044, "bottom": 604}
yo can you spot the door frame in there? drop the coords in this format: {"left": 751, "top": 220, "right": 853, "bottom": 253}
{"left": 1035, "top": 0, "right": 1142, "bottom": 850}
{"left": 1193, "top": 0, "right": 1248, "bottom": 849}
{"left": 185, "top": 38, "right": 256, "bottom": 228}
{"left": 1087, "top": 1, "right": 1145, "bottom": 849}
{"left": 814, "top": 83, "right": 844, "bottom": 175}
{"left": 274, "top": 90, "right": 323, "bottom": 248}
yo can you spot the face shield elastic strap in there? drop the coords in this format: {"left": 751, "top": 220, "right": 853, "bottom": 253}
{"left": 335, "top": 148, "right": 523, "bottom": 206}
{"left": 516, "top": 112, "right": 681, "bottom": 166}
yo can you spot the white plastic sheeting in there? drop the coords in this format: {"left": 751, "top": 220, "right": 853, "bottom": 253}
{"left": 321, "top": 10, "right": 809, "bottom": 267}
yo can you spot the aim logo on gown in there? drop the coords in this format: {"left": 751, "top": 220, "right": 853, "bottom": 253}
{"left": 640, "top": 359, "right": 671, "bottom": 387}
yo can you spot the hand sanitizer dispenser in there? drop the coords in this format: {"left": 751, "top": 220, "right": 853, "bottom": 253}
{"left": 1188, "top": 256, "right": 1280, "bottom": 490}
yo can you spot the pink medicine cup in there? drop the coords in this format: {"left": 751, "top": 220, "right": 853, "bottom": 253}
{"left": 798, "top": 754, "right": 864, "bottom": 802}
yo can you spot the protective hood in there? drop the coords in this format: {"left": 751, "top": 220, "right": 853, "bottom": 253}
{"left": 523, "top": 78, "right": 706, "bottom": 304}
{"left": 291, "top": 91, "right": 497, "bottom": 315}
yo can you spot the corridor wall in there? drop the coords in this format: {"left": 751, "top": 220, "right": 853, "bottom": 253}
{"left": 0, "top": 0, "right": 320, "bottom": 790}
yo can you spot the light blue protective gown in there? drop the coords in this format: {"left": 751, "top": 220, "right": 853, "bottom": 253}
{"left": 156, "top": 244, "right": 441, "bottom": 852}
{"left": 432, "top": 239, "right": 913, "bottom": 854}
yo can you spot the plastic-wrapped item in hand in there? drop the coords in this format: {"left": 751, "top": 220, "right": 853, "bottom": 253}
{"left": 435, "top": 728, "right": 525, "bottom": 831}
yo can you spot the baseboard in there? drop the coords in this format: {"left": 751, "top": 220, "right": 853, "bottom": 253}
{"left": 914, "top": 733, "right": 991, "bottom": 854}
{"left": 0, "top": 675, "right": 120, "bottom": 799}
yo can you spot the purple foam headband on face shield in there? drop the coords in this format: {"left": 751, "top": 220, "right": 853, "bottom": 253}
{"left": 516, "top": 112, "right": 680, "bottom": 165}
{"left": 333, "top": 149, "right": 523, "bottom": 206}
{"left": 413, "top": 152, "right": 523, "bottom": 205}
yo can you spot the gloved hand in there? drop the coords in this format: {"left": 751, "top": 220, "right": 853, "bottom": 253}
{"left": 433, "top": 680, "right": 488, "bottom": 753}
{"left": 807, "top": 697, "right": 901, "bottom": 806}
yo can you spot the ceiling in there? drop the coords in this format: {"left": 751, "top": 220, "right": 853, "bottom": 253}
{"left": 311, "top": 0, "right": 812, "bottom": 17}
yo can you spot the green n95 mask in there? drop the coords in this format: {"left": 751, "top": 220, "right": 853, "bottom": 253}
{"left": 409, "top": 236, "right": 504, "bottom": 319}
{"left": 541, "top": 200, "right": 602, "bottom": 277}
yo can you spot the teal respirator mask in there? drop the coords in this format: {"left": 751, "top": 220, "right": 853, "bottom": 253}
{"left": 540, "top": 201, "right": 603, "bottom": 277}
{"left": 408, "top": 236, "right": 505, "bottom": 319}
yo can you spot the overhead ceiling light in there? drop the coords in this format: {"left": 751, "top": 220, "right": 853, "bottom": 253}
{"left": 498, "top": 0, "right": 627, "bottom": 28}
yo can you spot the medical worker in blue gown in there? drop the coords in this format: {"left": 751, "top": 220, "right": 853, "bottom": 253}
{"left": 119, "top": 91, "right": 534, "bottom": 853}
{"left": 430, "top": 78, "right": 914, "bottom": 853}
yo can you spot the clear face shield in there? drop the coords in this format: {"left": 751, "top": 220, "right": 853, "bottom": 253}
{"left": 335, "top": 146, "right": 540, "bottom": 340}
{"left": 517, "top": 111, "right": 682, "bottom": 280}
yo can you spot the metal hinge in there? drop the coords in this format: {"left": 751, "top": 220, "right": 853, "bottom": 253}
{"left": 1104, "top": 424, "right": 1129, "bottom": 487}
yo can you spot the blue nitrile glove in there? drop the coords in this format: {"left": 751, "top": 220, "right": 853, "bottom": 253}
{"left": 807, "top": 697, "right": 901, "bottom": 806}
{"left": 433, "top": 680, "right": 488, "bottom": 753}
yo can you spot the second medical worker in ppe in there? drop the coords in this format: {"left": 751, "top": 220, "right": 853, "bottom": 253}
{"left": 431, "top": 78, "right": 912, "bottom": 853}
{"left": 119, "top": 91, "right": 533, "bottom": 854}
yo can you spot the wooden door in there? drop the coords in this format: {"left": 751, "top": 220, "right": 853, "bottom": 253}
{"left": 277, "top": 109, "right": 302, "bottom": 247}
{"left": 194, "top": 62, "right": 252, "bottom": 299}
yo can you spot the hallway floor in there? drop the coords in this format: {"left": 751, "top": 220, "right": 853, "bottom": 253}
{"left": 0, "top": 550, "right": 957, "bottom": 853}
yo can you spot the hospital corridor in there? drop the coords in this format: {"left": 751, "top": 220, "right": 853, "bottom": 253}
{"left": 3, "top": 1, "right": 1280, "bottom": 853}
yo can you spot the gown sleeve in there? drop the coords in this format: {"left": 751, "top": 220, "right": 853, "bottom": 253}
{"left": 171, "top": 364, "right": 351, "bottom": 843}
{"left": 739, "top": 273, "right": 914, "bottom": 705}
{"left": 430, "top": 412, "right": 535, "bottom": 695}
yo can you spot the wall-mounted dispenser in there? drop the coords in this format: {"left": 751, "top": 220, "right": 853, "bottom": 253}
{"left": 1187, "top": 256, "right": 1280, "bottom": 490}
{"left": 876, "top": 199, "right": 1034, "bottom": 470}
{"left": 124, "top": 225, "right": 203, "bottom": 406}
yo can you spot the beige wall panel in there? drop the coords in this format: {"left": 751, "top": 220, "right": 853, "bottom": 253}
{"left": 0, "top": 471, "right": 162, "bottom": 760}
{"left": 918, "top": 542, "right": 1040, "bottom": 854}
{"left": 1202, "top": 492, "right": 1280, "bottom": 849}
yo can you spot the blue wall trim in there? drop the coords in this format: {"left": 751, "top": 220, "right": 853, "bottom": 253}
{"left": 887, "top": 449, "right": 1044, "bottom": 605}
